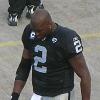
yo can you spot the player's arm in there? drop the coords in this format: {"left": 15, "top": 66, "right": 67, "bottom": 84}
{"left": 69, "top": 53, "right": 91, "bottom": 100}
{"left": 11, "top": 24, "right": 32, "bottom": 100}
{"left": 11, "top": 49, "right": 32, "bottom": 100}
{"left": 63, "top": 30, "right": 91, "bottom": 100}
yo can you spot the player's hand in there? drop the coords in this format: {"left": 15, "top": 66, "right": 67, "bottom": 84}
{"left": 11, "top": 92, "right": 19, "bottom": 100}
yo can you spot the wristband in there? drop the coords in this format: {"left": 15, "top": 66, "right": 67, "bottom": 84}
{"left": 11, "top": 92, "right": 20, "bottom": 100}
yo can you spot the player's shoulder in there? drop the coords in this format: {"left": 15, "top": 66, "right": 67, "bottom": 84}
{"left": 22, "top": 24, "right": 33, "bottom": 39}
{"left": 60, "top": 26, "right": 78, "bottom": 37}
{"left": 58, "top": 25, "right": 80, "bottom": 41}
{"left": 22, "top": 24, "right": 37, "bottom": 43}
{"left": 23, "top": 24, "right": 32, "bottom": 34}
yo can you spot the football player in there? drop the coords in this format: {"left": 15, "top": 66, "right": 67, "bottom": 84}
{"left": 11, "top": 9, "right": 91, "bottom": 100}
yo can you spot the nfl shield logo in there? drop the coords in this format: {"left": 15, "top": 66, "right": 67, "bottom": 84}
{"left": 52, "top": 37, "right": 57, "bottom": 43}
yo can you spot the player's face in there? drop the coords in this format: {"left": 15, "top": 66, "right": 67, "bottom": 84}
{"left": 30, "top": 21, "right": 51, "bottom": 39}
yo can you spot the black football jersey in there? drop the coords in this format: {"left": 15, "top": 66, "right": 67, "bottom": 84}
{"left": 22, "top": 24, "right": 83, "bottom": 96}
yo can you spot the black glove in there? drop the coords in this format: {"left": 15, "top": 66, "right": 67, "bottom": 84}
{"left": 11, "top": 92, "right": 20, "bottom": 100}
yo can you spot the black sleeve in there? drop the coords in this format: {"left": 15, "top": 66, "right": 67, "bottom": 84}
{"left": 15, "top": 57, "right": 32, "bottom": 81}
{"left": 63, "top": 30, "right": 83, "bottom": 59}
{"left": 22, "top": 24, "right": 31, "bottom": 50}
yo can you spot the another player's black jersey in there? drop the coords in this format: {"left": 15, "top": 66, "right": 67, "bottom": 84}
{"left": 22, "top": 24, "right": 83, "bottom": 96}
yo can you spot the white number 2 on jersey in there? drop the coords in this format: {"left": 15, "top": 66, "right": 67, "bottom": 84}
{"left": 33, "top": 45, "right": 47, "bottom": 73}
{"left": 73, "top": 39, "right": 82, "bottom": 53}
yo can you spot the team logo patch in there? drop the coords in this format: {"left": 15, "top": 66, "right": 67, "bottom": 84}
{"left": 52, "top": 37, "right": 57, "bottom": 43}
{"left": 30, "top": 31, "right": 35, "bottom": 40}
